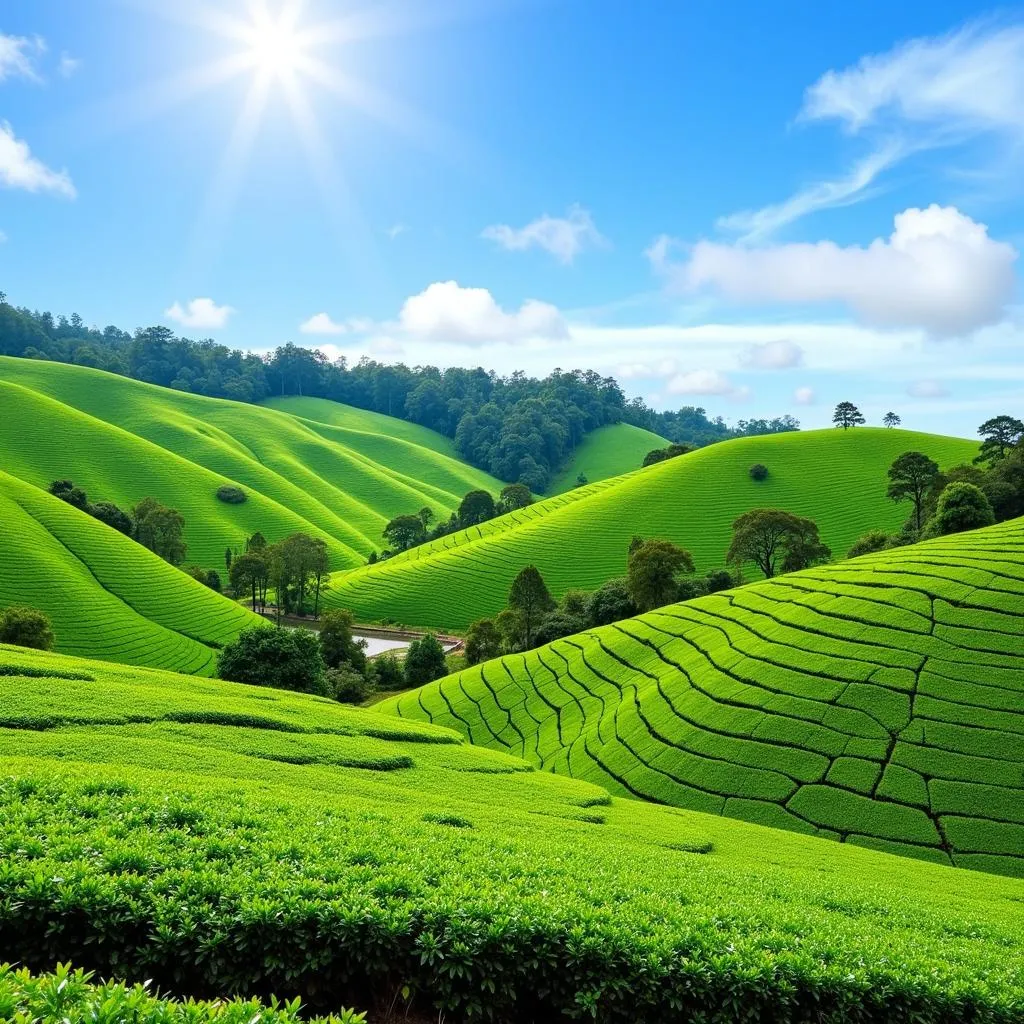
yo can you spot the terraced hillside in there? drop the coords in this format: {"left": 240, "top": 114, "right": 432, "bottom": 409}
{"left": 2, "top": 645, "right": 1023, "bottom": 1021}
{"left": 0, "top": 357, "right": 503, "bottom": 573}
{"left": 385, "top": 517, "right": 1024, "bottom": 876}
{"left": 327, "top": 427, "right": 978, "bottom": 629}
{"left": 548, "top": 422, "right": 670, "bottom": 493}
{"left": 0, "top": 470, "right": 262, "bottom": 673}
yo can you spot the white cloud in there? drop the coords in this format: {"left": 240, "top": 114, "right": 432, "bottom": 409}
{"left": 659, "top": 205, "right": 1017, "bottom": 337}
{"left": 59, "top": 52, "right": 81, "bottom": 78}
{"left": 740, "top": 339, "right": 804, "bottom": 370}
{"left": 482, "top": 204, "right": 606, "bottom": 265}
{"left": 907, "top": 379, "right": 950, "bottom": 398}
{"left": 165, "top": 297, "right": 234, "bottom": 330}
{"left": 794, "top": 386, "right": 816, "bottom": 405}
{"left": 0, "top": 33, "right": 44, "bottom": 82}
{"left": 398, "top": 281, "right": 568, "bottom": 346}
{"left": 300, "top": 313, "right": 348, "bottom": 336}
{"left": 801, "top": 22, "right": 1024, "bottom": 136}
{"left": 0, "top": 121, "right": 76, "bottom": 197}
{"left": 667, "top": 369, "right": 749, "bottom": 399}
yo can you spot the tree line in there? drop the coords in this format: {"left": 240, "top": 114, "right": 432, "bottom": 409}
{"left": 1, "top": 293, "right": 799, "bottom": 492}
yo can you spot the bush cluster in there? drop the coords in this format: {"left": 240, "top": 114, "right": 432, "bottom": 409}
{"left": 216, "top": 485, "right": 247, "bottom": 504}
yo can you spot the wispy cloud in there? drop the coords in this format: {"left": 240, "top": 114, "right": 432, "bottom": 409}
{"left": 165, "top": 297, "right": 234, "bottom": 330}
{"left": 0, "top": 33, "right": 45, "bottom": 83}
{"left": 482, "top": 204, "right": 606, "bottom": 265}
{"left": 58, "top": 52, "right": 81, "bottom": 79}
{"left": 386, "top": 223, "right": 407, "bottom": 240}
{"left": 719, "top": 20, "right": 1024, "bottom": 239}
{"left": 0, "top": 121, "right": 76, "bottom": 197}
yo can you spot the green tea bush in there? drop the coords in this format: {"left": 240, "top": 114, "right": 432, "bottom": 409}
{"left": 216, "top": 484, "right": 248, "bottom": 504}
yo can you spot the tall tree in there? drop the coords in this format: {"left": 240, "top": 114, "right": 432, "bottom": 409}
{"left": 975, "top": 416, "right": 1024, "bottom": 466}
{"left": 833, "top": 402, "right": 865, "bottom": 430}
{"left": 404, "top": 634, "right": 448, "bottom": 686}
{"left": 319, "top": 608, "right": 367, "bottom": 672}
{"left": 626, "top": 539, "right": 695, "bottom": 613}
{"left": 230, "top": 552, "right": 268, "bottom": 614}
{"left": 887, "top": 451, "right": 940, "bottom": 533}
{"left": 458, "top": 489, "right": 497, "bottom": 526}
{"left": 382, "top": 514, "right": 427, "bottom": 552}
{"left": 132, "top": 497, "right": 187, "bottom": 565}
{"left": 508, "top": 565, "right": 556, "bottom": 648}
{"left": 883, "top": 412, "right": 901, "bottom": 428}
{"left": 727, "top": 509, "right": 830, "bottom": 578}
{"left": 497, "top": 483, "right": 533, "bottom": 513}
{"left": 465, "top": 618, "right": 502, "bottom": 666}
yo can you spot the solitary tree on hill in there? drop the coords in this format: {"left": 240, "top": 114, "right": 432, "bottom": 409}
{"left": 887, "top": 451, "right": 940, "bottom": 533}
{"left": 508, "top": 565, "right": 556, "bottom": 648}
{"left": 883, "top": 412, "right": 901, "bottom": 428}
{"left": 727, "top": 509, "right": 831, "bottom": 578}
{"left": 975, "top": 416, "right": 1024, "bottom": 466}
{"left": 833, "top": 402, "right": 865, "bottom": 430}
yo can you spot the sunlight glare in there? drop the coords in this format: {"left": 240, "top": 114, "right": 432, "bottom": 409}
{"left": 242, "top": 8, "right": 308, "bottom": 79}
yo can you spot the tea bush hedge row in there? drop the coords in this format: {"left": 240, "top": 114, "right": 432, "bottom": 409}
{"left": 1, "top": 645, "right": 1024, "bottom": 1022}
{"left": 386, "top": 517, "right": 1024, "bottom": 875}
{"left": 546, "top": 422, "right": 670, "bottom": 493}
{"left": 328, "top": 427, "right": 978, "bottom": 629}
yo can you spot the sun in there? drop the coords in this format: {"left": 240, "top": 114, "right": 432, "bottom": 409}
{"left": 241, "top": 10, "right": 309, "bottom": 79}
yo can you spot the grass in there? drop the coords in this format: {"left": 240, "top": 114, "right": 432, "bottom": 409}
{"left": 0, "top": 357, "right": 504, "bottom": 575}
{"left": 326, "top": 427, "right": 979, "bottom": 630}
{"left": 383, "top": 516, "right": 1024, "bottom": 876}
{"left": 2, "top": 644, "right": 1024, "bottom": 1021}
{"left": 547, "top": 422, "right": 670, "bottom": 493}
{"left": 0, "top": 469, "right": 262, "bottom": 673}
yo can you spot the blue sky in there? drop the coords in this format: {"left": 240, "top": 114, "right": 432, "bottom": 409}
{"left": 1, "top": 0, "right": 1023, "bottom": 436}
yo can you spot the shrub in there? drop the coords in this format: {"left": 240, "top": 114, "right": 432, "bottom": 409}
{"left": 0, "top": 606, "right": 54, "bottom": 651}
{"left": 217, "top": 626, "right": 326, "bottom": 695}
{"left": 89, "top": 500, "right": 133, "bottom": 535}
{"left": 216, "top": 485, "right": 247, "bottom": 504}
{"left": 924, "top": 482, "right": 996, "bottom": 538}
{"left": 372, "top": 653, "right": 405, "bottom": 690}
{"left": 749, "top": 463, "right": 769, "bottom": 481}
{"left": 326, "top": 664, "right": 376, "bottom": 704}
{"left": 586, "top": 578, "right": 637, "bottom": 627}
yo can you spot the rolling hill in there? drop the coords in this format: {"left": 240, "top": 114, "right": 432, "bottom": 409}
{"left": 0, "top": 357, "right": 504, "bottom": 575}
{"left": 0, "top": 469, "right": 263, "bottom": 673}
{"left": 384, "top": 516, "right": 1024, "bottom": 876}
{"left": 2, "top": 643, "right": 1022, "bottom": 1021}
{"left": 547, "top": 422, "right": 670, "bottom": 493}
{"left": 326, "top": 427, "right": 979, "bottom": 629}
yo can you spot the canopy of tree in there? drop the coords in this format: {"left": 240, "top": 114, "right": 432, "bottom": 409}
{"left": 727, "top": 509, "right": 831, "bottom": 578}
{"left": 0, "top": 605, "right": 54, "bottom": 651}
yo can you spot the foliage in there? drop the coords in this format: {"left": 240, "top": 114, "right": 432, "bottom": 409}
{"left": 643, "top": 443, "right": 694, "bottom": 468}
{"left": 833, "top": 402, "right": 865, "bottom": 430}
{"left": 216, "top": 484, "right": 247, "bottom": 504}
{"left": 465, "top": 618, "right": 502, "bottom": 666}
{"left": 749, "top": 463, "right": 768, "bottom": 481}
{"left": 217, "top": 626, "right": 327, "bottom": 695}
{"left": 184, "top": 565, "right": 221, "bottom": 592}
{"left": 133, "top": 497, "right": 187, "bottom": 566}
{"left": 498, "top": 483, "right": 533, "bottom": 511}
{"left": 586, "top": 578, "right": 637, "bottom": 626}
{"left": 924, "top": 482, "right": 996, "bottom": 537}
{"left": 230, "top": 552, "right": 270, "bottom": 614}
{"left": 883, "top": 412, "right": 901, "bottom": 428}
{"left": 458, "top": 489, "right": 497, "bottom": 526}
{"left": 48, "top": 478, "right": 89, "bottom": 510}
{"left": 326, "top": 663, "right": 376, "bottom": 704}
{"left": 90, "top": 499, "right": 133, "bottom": 535}
{"left": 508, "top": 566, "right": 556, "bottom": 647}
{"left": 975, "top": 415, "right": 1024, "bottom": 466}
{"left": 533, "top": 610, "right": 586, "bottom": 646}
{"left": 319, "top": 609, "right": 367, "bottom": 673}
{"left": 847, "top": 530, "right": 892, "bottom": 559}
{"left": 727, "top": 509, "right": 831, "bottom": 578}
{"left": 371, "top": 653, "right": 405, "bottom": 690}
{"left": 627, "top": 539, "right": 695, "bottom": 613}
{"left": 887, "top": 451, "right": 941, "bottom": 533}
{"left": 0, "top": 605, "right": 54, "bottom": 650}
{"left": 383, "top": 514, "right": 427, "bottom": 553}
{"left": 404, "top": 633, "right": 448, "bottom": 686}
{"left": 389, "top": 515, "right": 1024, "bottom": 876}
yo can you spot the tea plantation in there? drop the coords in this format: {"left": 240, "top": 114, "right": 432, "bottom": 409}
{"left": 385, "top": 517, "right": 1024, "bottom": 875}
{"left": 0, "top": 357, "right": 502, "bottom": 574}
{"left": 2, "top": 644, "right": 1023, "bottom": 1021}
{"left": 0, "top": 469, "right": 262, "bottom": 672}
{"left": 327, "top": 426, "right": 978, "bottom": 629}
{"left": 547, "top": 422, "right": 670, "bottom": 493}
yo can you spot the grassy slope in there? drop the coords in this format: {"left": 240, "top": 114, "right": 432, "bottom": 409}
{"left": 326, "top": 427, "right": 978, "bottom": 629}
{"left": 0, "top": 357, "right": 503, "bottom": 574}
{"left": 1, "top": 645, "right": 1022, "bottom": 1021}
{"left": 548, "top": 422, "right": 670, "bottom": 493}
{"left": 0, "top": 470, "right": 263, "bottom": 674}
{"left": 384, "top": 517, "right": 1024, "bottom": 876}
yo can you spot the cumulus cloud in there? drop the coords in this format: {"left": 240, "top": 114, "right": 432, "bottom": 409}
{"left": 740, "top": 339, "right": 804, "bottom": 370}
{"left": 666, "top": 369, "right": 749, "bottom": 399}
{"left": 398, "top": 281, "right": 568, "bottom": 346}
{"left": 300, "top": 313, "right": 348, "bottom": 336}
{"left": 658, "top": 205, "right": 1017, "bottom": 337}
{"left": 482, "top": 204, "right": 605, "bottom": 265}
{"left": 0, "top": 33, "right": 44, "bottom": 82}
{"left": 794, "top": 386, "right": 816, "bottom": 405}
{"left": 165, "top": 297, "right": 234, "bottom": 330}
{"left": 0, "top": 121, "right": 76, "bottom": 197}
{"left": 907, "top": 379, "right": 950, "bottom": 398}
